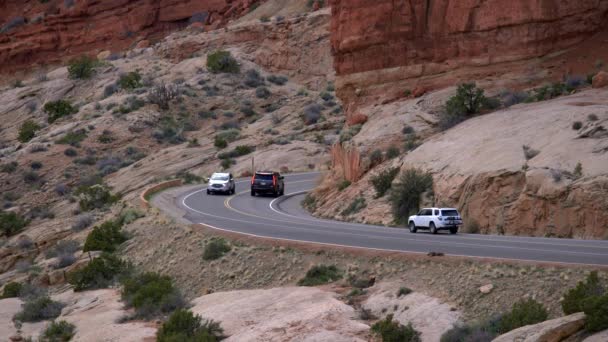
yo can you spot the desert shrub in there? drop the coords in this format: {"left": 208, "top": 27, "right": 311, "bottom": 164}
{"left": 41, "top": 320, "right": 76, "bottom": 342}
{"left": 371, "top": 314, "right": 421, "bottom": 342}
{"left": 501, "top": 90, "right": 530, "bottom": 107}
{"left": 18, "top": 120, "right": 41, "bottom": 143}
{"left": 301, "top": 193, "right": 317, "bottom": 211}
{"left": 386, "top": 146, "right": 400, "bottom": 159}
{"left": 121, "top": 272, "right": 186, "bottom": 318}
{"left": 255, "top": 86, "right": 271, "bottom": 99}
{"left": 522, "top": 145, "right": 539, "bottom": 160}
{"left": 44, "top": 100, "right": 77, "bottom": 123}
{"left": 29, "top": 144, "right": 48, "bottom": 153}
{"left": 0, "top": 211, "right": 28, "bottom": 237}
{"left": 220, "top": 158, "right": 233, "bottom": 170}
{"left": 389, "top": 169, "right": 433, "bottom": 224}
{"left": 562, "top": 271, "right": 604, "bottom": 315}
{"left": 68, "top": 253, "right": 129, "bottom": 291}
{"left": 573, "top": 162, "right": 583, "bottom": 179}
{"left": 23, "top": 170, "right": 41, "bottom": 184}
{"left": 565, "top": 75, "right": 587, "bottom": 91}
{"left": 267, "top": 75, "right": 288, "bottom": 85}
{"left": 96, "top": 156, "right": 124, "bottom": 176}
{"left": 202, "top": 238, "right": 231, "bottom": 261}
{"left": 178, "top": 171, "right": 203, "bottom": 184}
{"left": 369, "top": 149, "right": 383, "bottom": 166}
{"left": 103, "top": 83, "right": 118, "bottom": 98}
{"left": 572, "top": 121, "right": 583, "bottom": 130}
{"left": 152, "top": 119, "right": 186, "bottom": 145}
{"left": 243, "top": 69, "right": 264, "bottom": 88}
{"left": 341, "top": 197, "right": 366, "bottom": 216}
{"left": 148, "top": 82, "right": 178, "bottom": 110}
{"left": 115, "top": 96, "right": 145, "bottom": 115}
{"left": 55, "top": 183, "right": 70, "bottom": 196}
{"left": 46, "top": 240, "right": 79, "bottom": 259}
{"left": 56, "top": 129, "right": 87, "bottom": 146}
{"left": 118, "top": 71, "right": 142, "bottom": 90}
{"left": 214, "top": 136, "right": 228, "bottom": 149}
{"left": 207, "top": 50, "right": 239, "bottom": 74}
{"left": 14, "top": 296, "right": 64, "bottom": 322}
{"left": 588, "top": 114, "right": 599, "bottom": 121}
{"left": 30, "top": 161, "right": 43, "bottom": 170}
{"left": 397, "top": 287, "right": 412, "bottom": 297}
{"left": 339, "top": 124, "right": 362, "bottom": 143}
{"left": 71, "top": 214, "right": 93, "bottom": 232}
{"left": 303, "top": 104, "right": 323, "bottom": 125}
{"left": 2, "top": 282, "right": 23, "bottom": 298}
{"left": 76, "top": 184, "right": 119, "bottom": 211}
{"left": 98, "top": 130, "right": 115, "bottom": 144}
{"left": 119, "top": 208, "right": 144, "bottom": 225}
{"left": 298, "top": 265, "right": 342, "bottom": 286}
{"left": 337, "top": 179, "right": 351, "bottom": 191}
{"left": 371, "top": 167, "right": 400, "bottom": 198}
{"left": 1, "top": 16, "right": 25, "bottom": 33}
{"left": 439, "top": 83, "right": 488, "bottom": 130}
{"left": 216, "top": 129, "right": 240, "bottom": 143}
{"left": 440, "top": 320, "right": 500, "bottom": 342}
{"left": 497, "top": 299, "right": 548, "bottom": 334}
{"left": 64, "top": 148, "right": 78, "bottom": 157}
{"left": 464, "top": 220, "right": 480, "bottom": 234}
{"left": 219, "top": 120, "right": 240, "bottom": 130}
{"left": 68, "top": 55, "right": 98, "bottom": 79}
{"left": 28, "top": 205, "right": 54, "bottom": 220}
{"left": 54, "top": 254, "right": 77, "bottom": 269}
{"left": 1, "top": 161, "right": 18, "bottom": 173}
{"left": 157, "top": 309, "right": 224, "bottom": 342}
{"left": 218, "top": 145, "right": 254, "bottom": 159}
{"left": 83, "top": 219, "right": 128, "bottom": 252}
{"left": 583, "top": 294, "right": 608, "bottom": 332}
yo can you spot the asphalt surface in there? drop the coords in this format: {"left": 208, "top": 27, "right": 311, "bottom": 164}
{"left": 173, "top": 172, "right": 608, "bottom": 266}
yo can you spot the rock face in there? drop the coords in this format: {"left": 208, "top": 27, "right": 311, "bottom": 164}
{"left": 0, "top": 0, "right": 265, "bottom": 73}
{"left": 329, "top": 0, "right": 608, "bottom": 111}
{"left": 492, "top": 312, "right": 586, "bottom": 342}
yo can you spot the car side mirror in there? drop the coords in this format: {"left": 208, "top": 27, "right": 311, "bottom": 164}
{"left": 279, "top": 176, "right": 284, "bottom": 180}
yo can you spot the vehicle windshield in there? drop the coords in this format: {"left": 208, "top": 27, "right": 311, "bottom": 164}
{"left": 211, "top": 174, "right": 229, "bottom": 181}
{"left": 255, "top": 174, "right": 274, "bottom": 181}
{"left": 441, "top": 210, "right": 459, "bottom": 217}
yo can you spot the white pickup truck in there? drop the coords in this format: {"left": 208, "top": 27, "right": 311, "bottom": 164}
{"left": 408, "top": 208, "right": 462, "bottom": 234}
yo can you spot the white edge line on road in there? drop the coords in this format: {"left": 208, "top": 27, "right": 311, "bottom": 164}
{"left": 179, "top": 186, "right": 608, "bottom": 267}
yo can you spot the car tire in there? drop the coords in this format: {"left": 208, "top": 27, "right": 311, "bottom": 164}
{"left": 251, "top": 190, "right": 256, "bottom": 197}
{"left": 206, "top": 190, "right": 211, "bottom": 195}
{"left": 280, "top": 187, "right": 284, "bottom": 196}
{"left": 409, "top": 222, "right": 417, "bottom": 233}
{"left": 231, "top": 188, "right": 235, "bottom": 195}
{"left": 429, "top": 222, "right": 438, "bottom": 234}
{"left": 449, "top": 227, "right": 458, "bottom": 235}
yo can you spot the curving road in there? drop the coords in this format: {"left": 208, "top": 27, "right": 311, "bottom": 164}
{"left": 169, "top": 172, "right": 608, "bottom": 266}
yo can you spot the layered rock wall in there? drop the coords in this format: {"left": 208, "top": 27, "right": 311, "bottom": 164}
{"left": 330, "top": 0, "right": 608, "bottom": 111}
{"left": 0, "top": 0, "right": 263, "bottom": 73}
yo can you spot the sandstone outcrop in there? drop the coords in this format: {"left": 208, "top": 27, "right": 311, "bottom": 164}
{"left": 0, "top": 0, "right": 265, "bottom": 74}
{"left": 329, "top": 0, "right": 608, "bottom": 110}
{"left": 492, "top": 312, "right": 586, "bottom": 342}
{"left": 593, "top": 71, "right": 608, "bottom": 89}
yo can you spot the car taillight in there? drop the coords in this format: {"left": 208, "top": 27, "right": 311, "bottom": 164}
{"left": 251, "top": 175, "right": 255, "bottom": 185}
{"left": 272, "top": 175, "right": 277, "bottom": 187}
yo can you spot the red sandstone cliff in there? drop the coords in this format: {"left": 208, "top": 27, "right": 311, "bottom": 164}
{"left": 0, "top": 0, "right": 263, "bottom": 74}
{"left": 330, "top": 0, "right": 608, "bottom": 113}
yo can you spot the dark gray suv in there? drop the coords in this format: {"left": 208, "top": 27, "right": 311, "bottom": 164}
{"left": 251, "top": 171, "right": 284, "bottom": 197}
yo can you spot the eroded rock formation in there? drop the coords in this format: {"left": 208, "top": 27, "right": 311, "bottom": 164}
{"left": 0, "top": 0, "right": 264, "bottom": 73}
{"left": 330, "top": 0, "right": 608, "bottom": 112}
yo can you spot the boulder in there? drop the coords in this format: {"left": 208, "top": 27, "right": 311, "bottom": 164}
{"left": 479, "top": 284, "right": 494, "bottom": 294}
{"left": 583, "top": 329, "right": 608, "bottom": 341}
{"left": 592, "top": 71, "right": 608, "bottom": 88}
{"left": 492, "top": 312, "right": 586, "bottom": 342}
{"left": 97, "top": 50, "right": 111, "bottom": 60}
{"left": 135, "top": 40, "right": 150, "bottom": 49}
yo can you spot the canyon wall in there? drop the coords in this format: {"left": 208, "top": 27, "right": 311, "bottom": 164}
{"left": 330, "top": 0, "right": 608, "bottom": 114}
{"left": 0, "top": 0, "right": 263, "bottom": 74}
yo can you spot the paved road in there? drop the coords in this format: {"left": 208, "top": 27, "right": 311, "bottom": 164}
{"left": 171, "top": 172, "right": 608, "bottom": 266}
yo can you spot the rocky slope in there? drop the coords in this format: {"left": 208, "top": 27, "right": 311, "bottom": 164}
{"left": 330, "top": 0, "right": 608, "bottom": 113}
{"left": 0, "top": 0, "right": 266, "bottom": 74}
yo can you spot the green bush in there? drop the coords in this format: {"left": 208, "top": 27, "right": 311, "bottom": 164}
{"left": 118, "top": 71, "right": 142, "bottom": 90}
{"left": 371, "top": 314, "right": 421, "bottom": 342}
{"left": 76, "top": 184, "right": 120, "bottom": 211}
{"left": 371, "top": 167, "right": 400, "bottom": 198}
{"left": 337, "top": 179, "right": 351, "bottom": 191}
{"left": 369, "top": 149, "right": 383, "bottom": 166}
{"left": 218, "top": 145, "right": 254, "bottom": 159}
{"left": 202, "top": 238, "right": 231, "bottom": 261}
{"left": 1, "top": 161, "right": 18, "bottom": 173}
{"left": 572, "top": 121, "right": 583, "bottom": 130}
{"left": 56, "top": 129, "right": 87, "bottom": 146}
{"left": 44, "top": 100, "right": 77, "bottom": 123}
{"left": 562, "top": 271, "right": 604, "bottom": 315}
{"left": 1, "top": 282, "right": 23, "bottom": 298}
{"left": 386, "top": 146, "right": 400, "bottom": 159}
{"left": 69, "top": 253, "right": 129, "bottom": 291}
{"left": 14, "top": 296, "right": 64, "bottom": 322}
{"left": 341, "top": 197, "right": 366, "bottom": 216}
{"left": 216, "top": 129, "right": 240, "bottom": 143}
{"left": 119, "top": 208, "right": 144, "bottom": 225}
{"left": 297, "top": 265, "right": 342, "bottom": 286}
{"left": 220, "top": 158, "right": 233, "bottom": 170}
{"left": 18, "top": 120, "right": 41, "bottom": 143}
{"left": 440, "top": 83, "right": 488, "bottom": 130}
{"left": 0, "top": 211, "right": 28, "bottom": 237}
{"left": 301, "top": 193, "right": 317, "bottom": 211}
{"left": 583, "top": 294, "right": 608, "bottom": 332}
{"left": 389, "top": 169, "right": 433, "bottom": 224}
{"left": 121, "top": 272, "right": 185, "bottom": 318}
{"left": 214, "top": 136, "right": 228, "bottom": 149}
{"left": 498, "top": 299, "right": 548, "bottom": 334}
{"left": 440, "top": 320, "right": 499, "bottom": 342}
{"left": 41, "top": 320, "right": 76, "bottom": 342}
{"left": 68, "top": 55, "right": 98, "bottom": 79}
{"left": 157, "top": 309, "right": 225, "bottom": 342}
{"left": 83, "top": 220, "right": 128, "bottom": 252}
{"left": 397, "top": 287, "right": 412, "bottom": 297}
{"left": 207, "top": 50, "right": 239, "bottom": 74}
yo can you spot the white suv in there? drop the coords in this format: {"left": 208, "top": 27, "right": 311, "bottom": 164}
{"left": 408, "top": 208, "right": 462, "bottom": 234}
{"left": 206, "top": 172, "right": 235, "bottom": 195}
